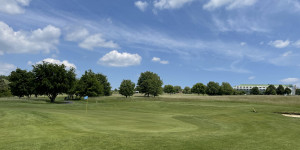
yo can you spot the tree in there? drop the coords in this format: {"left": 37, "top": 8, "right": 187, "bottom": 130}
{"left": 33, "top": 62, "right": 76, "bottom": 103}
{"left": 265, "top": 85, "right": 276, "bottom": 95}
{"left": 76, "top": 70, "right": 104, "bottom": 98}
{"left": 173, "top": 86, "right": 182, "bottom": 93}
{"left": 284, "top": 88, "right": 292, "bottom": 95}
{"left": 163, "top": 85, "right": 174, "bottom": 94}
{"left": 206, "top": 81, "right": 220, "bottom": 95}
{"left": 219, "top": 82, "right": 233, "bottom": 95}
{"left": 8, "top": 69, "right": 35, "bottom": 98}
{"left": 296, "top": 89, "right": 300, "bottom": 95}
{"left": 191, "top": 83, "right": 206, "bottom": 95}
{"left": 183, "top": 86, "right": 191, "bottom": 94}
{"left": 95, "top": 73, "right": 112, "bottom": 96}
{"left": 250, "top": 87, "right": 260, "bottom": 95}
{"left": 119, "top": 80, "right": 135, "bottom": 98}
{"left": 0, "top": 78, "right": 12, "bottom": 97}
{"left": 276, "top": 85, "right": 285, "bottom": 95}
{"left": 137, "top": 71, "right": 163, "bottom": 97}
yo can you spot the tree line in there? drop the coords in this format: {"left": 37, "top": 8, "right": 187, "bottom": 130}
{"left": 0, "top": 62, "right": 298, "bottom": 101}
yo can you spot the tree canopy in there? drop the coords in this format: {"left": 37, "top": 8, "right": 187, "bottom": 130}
{"left": 219, "top": 82, "right": 233, "bottom": 95}
{"left": 206, "top": 81, "right": 220, "bottom": 95}
{"left": 9, "top": 69, "right": 35, "bottom": 98}
{"left": 33, "top": 62, "right": 76, "bottom": 102}
{"left": 183, "top": 86, "right": 191, "bottom": 94}
{"left": 250, "top": 87, "right": 260, "bottom": 95}
{"left": 265, "top": 85, "right": 277, "bottom": 95}
{"left": 76, "top": 70, "right": 104, "bottom": 97}
{"left": 173, "top": 86, "right": 182, "bottom": 93}
{"left": 137, "top": 71, "right": 163, "bottom": 97}
{"left": 276, "top": 85, "right": 285, "bottom": 95}
{"left": 191, "top": 83, "right": 206, "bottom": 95}
{"left": 119, "top": 80, "right": 135, "bottom": 98}
{"left": 163, "top": 85, "right": 174, "bottom": 94}
{"left": 284, "top": 88, "right": 292, "bottom": 95}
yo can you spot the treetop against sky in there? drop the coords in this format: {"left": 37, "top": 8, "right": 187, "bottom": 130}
{"left": 0, "top": 0, "right": 300, "bottom": 89}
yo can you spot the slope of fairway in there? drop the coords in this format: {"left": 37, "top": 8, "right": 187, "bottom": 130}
{"left": 0, "top": 95, "right": 300, "bottom": 150}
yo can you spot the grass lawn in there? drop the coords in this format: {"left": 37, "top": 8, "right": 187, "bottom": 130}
{"left": 0, "top": 94, "right": 300, "bottom": 150}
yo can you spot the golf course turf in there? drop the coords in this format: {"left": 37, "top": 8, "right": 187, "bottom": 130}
{"left": 0, "top": 95, "right": 300, "bottom": 150}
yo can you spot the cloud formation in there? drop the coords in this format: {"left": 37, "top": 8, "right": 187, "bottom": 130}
{"left": 98, "top": 50, "right": 142, "bottom": 67}
{"left": 154, "top": 0, "right": 194, "bottom": 10}
{"left": 152, "top": 57, "right": 169, "bottom": 64}
{"left": 280, "top": 78, "right": 299, "bottom": 84}
{"left": 268, "top": 40, "right": 290, "bottom": 48}
{"left": 36, "top": 58, "right": 76, "bottom": 70}
{"left": 65, "top": 28, "right": 119, "bottom": 50}
{"left": 203, "top": 0, "right": 257, "bottom": 10}
{"left": 0, "top": 62, "right": 16, "bottom": 75}
{"left": 135, "top": 1, "right": 148, "bottom": 11}
{"left": 0, "top": 0, "right": 31, "bottom": 14}
{"left": 0, "top": 21, "right": 61, "bottom": 55}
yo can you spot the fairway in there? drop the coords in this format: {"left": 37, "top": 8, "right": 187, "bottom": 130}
{"left": 1, "top": 95, "right": 300, "bottom": 150}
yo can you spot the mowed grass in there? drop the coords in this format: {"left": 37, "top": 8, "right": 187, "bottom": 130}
{"left": 0, "top": 94, "right": 300, "bottom": 150}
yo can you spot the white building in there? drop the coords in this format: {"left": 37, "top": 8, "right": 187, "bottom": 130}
{"left": 233, "top": 84, "right": 296, "bottom": 95}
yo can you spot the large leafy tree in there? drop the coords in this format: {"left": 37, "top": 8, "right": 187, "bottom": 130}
{"left": 250, "top": 87, "right": 260, "bottom": 95}
{"left": 206, "top": 81, "right": 220, "bottom": 96}
{"left": 219, "top": 82, "right": 233, "bottom": 95}
{"left": 119, "top": 80, "right": 135, "bottom": 98}
{"left": 33, "top": 62, "right": 76, "bottom": 102}
{"left": 76, "top": 70, "right": 104, "bottom": 97}
{"left": 191, "top": 83, "right": 206, "bottom": 95}
{"left": 163, "top": 85, "right": 174, "bottom": 94}
{"left": 265, "top": 85, "right": 276, "bottom": 95}
{"left": 276, "top": 85, "right": 285, "bottom": 95}
{"left": 95, "top": 73, "right": 112, "bottom": 96}
{"left": 137, "top": 71, "right": 163, "bottom": 97}
{"left": 9, "top": 69, "right": 35, "bottom": 98}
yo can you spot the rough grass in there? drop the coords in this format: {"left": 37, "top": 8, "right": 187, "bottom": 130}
{"left": 0, "top": 94, "right": 300, "bottom": 150}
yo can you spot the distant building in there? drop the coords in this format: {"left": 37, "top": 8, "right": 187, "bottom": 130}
{"left": 233, "top": 84, "right": 296, "bottom": 95}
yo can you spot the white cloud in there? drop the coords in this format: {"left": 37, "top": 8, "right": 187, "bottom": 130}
{"left": 240, "top": 42, "right": 246, "bottom": 46}
{"left": 135, "top": 1, "right": 148, "bottom": 11}
{"left": 65, "top": 28, "right": 118, "bottom": 50}
{"left": 280, "top": 78, "right": 299, "bottom": 84}
{"left": 152, "top": 57, "right": 169, "bottom": 64}
{"left": 65, "top": 28, "right": 89, "bottom": 42}
{"left": 212, "top": 16, "right": 268, "bottom": 33}
{"left": 0, "top": 21, "right": 61, "bottom": 54}
{"left": 203, "top": 0, "right": 257, "bottom": 10}
{"left": 248, "top": 76, "right": 255, "bottom": 80}
{"left": 79, "top": 34, "right": 119, "bottom": 50}
{"left": 154, "top": 0, "right": 194, "bottom": 10}
{"left": 282, "top": 51, "right": 292, "bottom": 57}
{"left": 0, "top": 62, "right": 16, "bottom": 75}
{"left": 268, "top": 40, "right": 290, "bottom": 48}
{"left": 293, "top": 40, "right": 300, "bottom": 48}
{"left": 98, "top": 50, "right": 142, "bottom": 67}
{"left": 36, "top": 58, "right": 76, "bottom": 70}
{"left": 0, "top": 0, "right": 31, "bottom": 14}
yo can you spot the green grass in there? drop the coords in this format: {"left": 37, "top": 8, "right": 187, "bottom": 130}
{"left": 0, "top": 94, "right": 300, "bottom": 150}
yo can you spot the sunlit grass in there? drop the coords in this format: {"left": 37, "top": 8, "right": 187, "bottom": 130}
{"left": 0, "top": 94, "right": 300, "bottom": 149}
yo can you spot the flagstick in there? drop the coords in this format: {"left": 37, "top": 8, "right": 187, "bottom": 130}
{"left": 86, "top": 99, "right": 88, "bottom": 113}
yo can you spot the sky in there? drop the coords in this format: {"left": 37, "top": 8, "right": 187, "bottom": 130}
{"left": 0, "top": 0, "right": 300, "bottom": 89}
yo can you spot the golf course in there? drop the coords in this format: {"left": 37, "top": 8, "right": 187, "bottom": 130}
{"left": 1, "top": 94, "right": 300, "bottom": 150}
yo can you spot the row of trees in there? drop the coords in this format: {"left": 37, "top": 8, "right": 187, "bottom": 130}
{"left": 1, "top": 63, "right": 298, "bottom": 100}
{"left": 164, "top": 82, "right": 237, "bottom": 96}
{"left": 250, "top": 85, "right": 291, "bottom": 95}
{"left": 7, "top": 62, "right": 111, "bottom": 102}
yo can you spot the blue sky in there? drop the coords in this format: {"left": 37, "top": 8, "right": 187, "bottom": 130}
{"left": 1, "top": 0, "right": 300, "bottom": 89}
